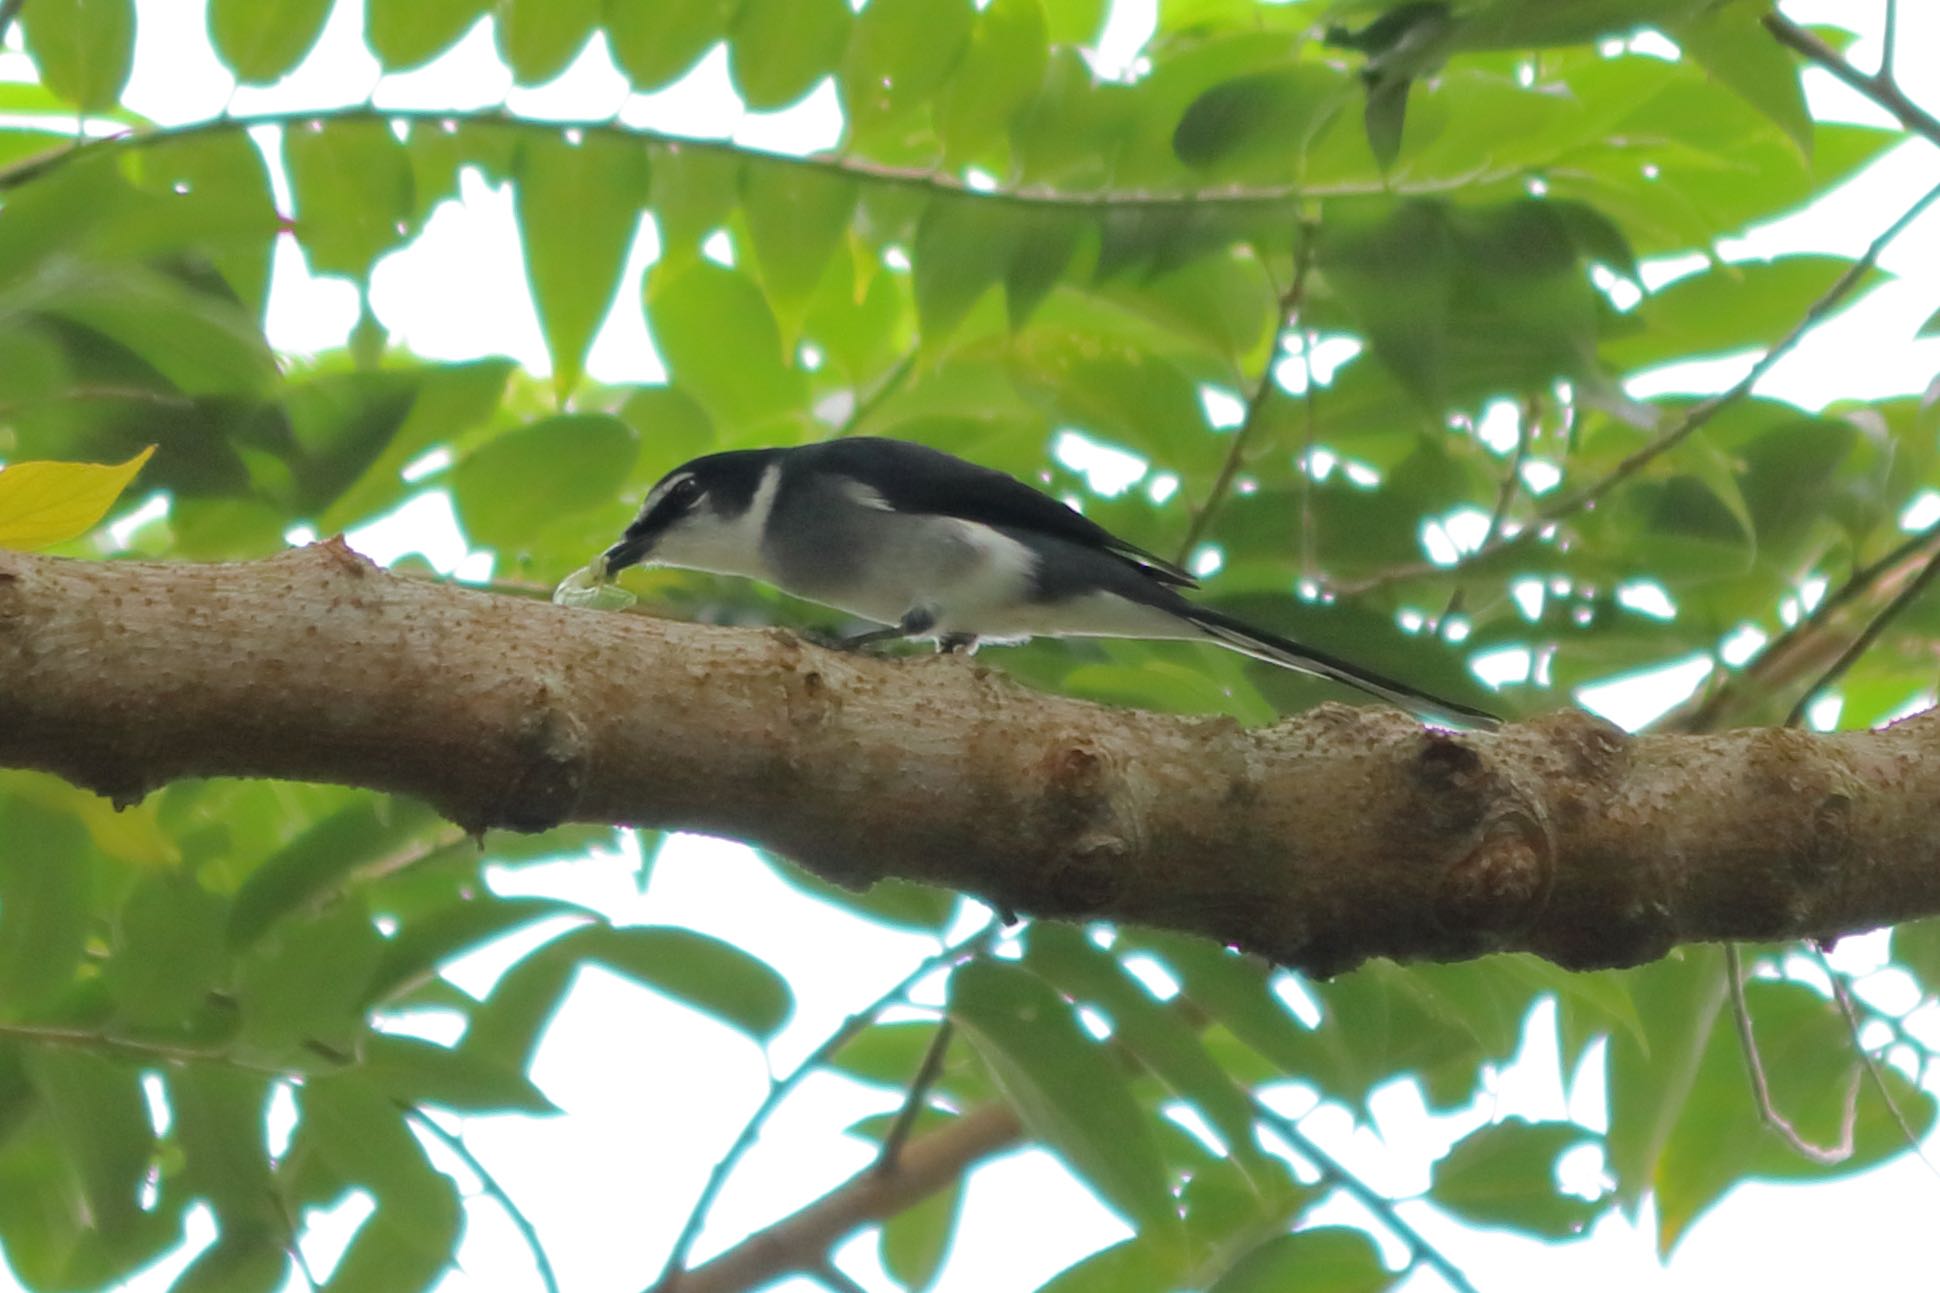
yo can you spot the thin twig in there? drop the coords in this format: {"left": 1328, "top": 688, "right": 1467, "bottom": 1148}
{"left": 1781, "top": 543, "right": 1940, "bottom": 728}
{"left": 1173, "top": 233, "right": 1316, "bottom": 566}
{"left": 1338, "top": 175, "right": 1940, "bottom": 597}
{"left": 1298, "top": 328, "right": 1319, "bottom": 580}
{"left": 1723, "top": 944, "right": 1857, "bottom": 1165}
{"left": 812, "top": 1258, "right": 872, "bottom": 1293}
{"left": 1434, "top": 399, "right": 1534, "bottom": 633}
{"left": 1247, "top": 1096, "right": 1481, "bottom": 1293}
{"left": 1881, "top": 0, "right": 1900, "bottom": 86}
{"left": 1763, "top": 14, "right": 1940, "bottom": 146}
{"left": 1812, "top": 947, "right": 1940, "bottom": 1181}
{"left": 0, "top": 1022, "right": 301, "bottom": 1075}
{"left": 0, "top": 105, "right": 1493, "bottom": 205}
{"left": 874, "top": 1018, "right": 954, "bottom": 1175}
{"left": 410, "top": 1107, "right": 562, "bottom": 1293}
{"left": 655, "top": 923, "right": 998, "bottom": 1290}
{"left": 1672, "top": 523, "right": 1940, "bottom": 732}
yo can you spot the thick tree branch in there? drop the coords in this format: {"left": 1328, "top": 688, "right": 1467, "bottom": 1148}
{"left": 7, "top": 544, "right": 1940, "bottom": 976}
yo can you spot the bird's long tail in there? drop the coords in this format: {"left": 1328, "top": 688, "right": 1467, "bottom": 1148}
{"left": 1187, "top": 606, "right": 1501, "bottom": 729}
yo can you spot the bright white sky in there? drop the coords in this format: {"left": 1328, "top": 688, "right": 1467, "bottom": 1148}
{"left": 5, "top": 1, "right": 1940, "bottom": 1290}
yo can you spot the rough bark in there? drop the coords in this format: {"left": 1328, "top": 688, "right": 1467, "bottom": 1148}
{"left": 1, "top": 544, "right": 1933, "bottom": 977}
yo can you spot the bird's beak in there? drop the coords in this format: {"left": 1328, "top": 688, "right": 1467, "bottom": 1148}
{"left": 601, "top": 534, "right": 651, "bottom": 578}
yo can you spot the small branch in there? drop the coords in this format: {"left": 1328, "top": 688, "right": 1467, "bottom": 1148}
{"left": 655, "top": 925, "right": 996, "bottom": 1289}
{"left": 658, "top": 1103, "right": 1022, "bottom": 1293}
{"left": 1671, "top": 523, "right": 1940, "bottom": 733}
{"left": 1434, "top": 399, "right": 1534, "bottom": 633}
{"left": 1763, "top": 14, "right": 1940, "bottom": 147}
{"left": 0, "top": 106, "right": 1489, "bottom": 206}
{"left": 1781, "top": 543, "right": 1940, "bottom": 728}
{"left": 1723, "top": 944, "right": 1857, "bottom": 1165}
{"left": 1338, "top": 175, "right": 1940, "bottom": 597}
{"left": 1246, "top": 1096, "right": 1480, "bottom": 1293}
{"left": 874, "top": 1018, "right": 954, "bottom": 1175}
{"left": 1174, "top": 234, "right": 1316, "bottom": 566}
{"left": 812, "top": 1259, "right": 872, "bottom": 1293}
{"left": 1881, "top": 0, "right": 1900, "bottom": 86}
{"left": 0, "top": 1022, "right": 302, "bottom": 1076}
{"left": 1813, "top": 948, "right": 1940, "bottom": 1181}
{"left": 410, "top": 1108, "right": 562, "bottom": 1293}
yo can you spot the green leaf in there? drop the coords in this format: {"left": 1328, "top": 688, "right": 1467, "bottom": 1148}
{"left": 459, "top": 941, "right": 581, "bottom": 1073}
{"left": 1604, "top": 256, "right": 1876, "bottom": 372}
{"left": 516, "top": 131, "right": 651, "bottom": 400}
{"left": 285, "top": 118, "right": 417, "bottom": 278}
{"left": 208, "top": 0, "right": 333, "bottom": 83}
{"left": 24, "top": 260, "right": 276, "bottom": 394}
{"left": 831, "top": 1019, "right": 948, "bottom": 1087}
{"left": 298, "top": 1073, "right": 459, "bottom": 1250}
{"left": 228, "top": 797, "right": 443, "bottom": 948}
{"left": 0, "top": 445, "right": 153, "bottom": 550}
{"left": 24, "top": 1049, "right": 154, "bottom": 1237}
{"left": 880, "top": 1177, "right": 963, "bottom": 1292}
{"left": 167, "top": 1067, "right": 280, "bottom": 1230}
{"left": 1024, "top": 926, "right": 1279, "bottom": 1183}
{"left": 173, "top": 1234, "right": 289, "bottom": 1293}
{"left": 1672, "top": 0, "right": 1811, "bottom": 156}
{"left": 607, "top": 0, "right": 736, "bottom": 90}
{"left": 567, "top": 924, "right": 795, "bottom": 1041}
{"left": 840, "top": 0, "right": 974, "bottom": 142}
{"left": 950, "top": 958, "right": 1177, "bottom": 1235}
{"left": 740, "top": 164, "right": 857, "bottom": 328}
{"left": 728, "top": 0, "right": 850, "bottom": 110}
{"left": 367, "top": 0, "right": 492, "bottom": 71}
{"left": 0, "top": 796, "right": 91, "bottom": 1013}
{"left": 361, "top": 1035, "right": 557, "bottom": 1114}
{"left": 318, "top": 358, "right": 514, "bottom": 531}
{"left": 367, "top": 895, "right": 590, "bottom": 1004}
{"left": 1040, "top": 1237, "right": 1181, "bottom": 1293}
{"left": 1431, "top": 1118, "right": 1598, "bottom": 1238}
{"left": 911, "top": 196, "right": 1020, "bottom": 342}
{"left": 1207, "top": 1227, "right": 1395, "bottom": 1293}
{"left": 20, "top": 0, "right": 135, "bottom": 112}
{"left": 936, "top": 0, "right": 1048, "bottom": 164}
{"left": 646, "top": 258, "right": 808, "bottom": 430}
{"left": 450, "top": 411, "right": 639, "bottom": 551}
{"left": 104, "top": 873, "right": 229, "bottom": 1024}
{"left": 236, "top": 899, "right": 386, "bottom": 1053}
{"left": 766, "top": 858, "right": 960, "bottom": 934}
{"left": 494, "top": 0, "right": 599, "bottom": 84}
{"left": 1173, "top": 66, "right": 1349, "bottom": 171}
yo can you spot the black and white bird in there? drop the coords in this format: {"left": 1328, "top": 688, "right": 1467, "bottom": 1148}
{"left": 599, "top": 437, "right": 1498, "bottom": 728}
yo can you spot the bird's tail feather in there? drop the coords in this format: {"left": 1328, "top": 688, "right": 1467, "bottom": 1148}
{"left": 1188, "top": 606, "right": 1501, "bottom": 729}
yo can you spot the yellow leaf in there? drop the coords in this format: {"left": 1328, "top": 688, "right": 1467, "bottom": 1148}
{"left": 1, "top": 771, "right": 181, "bottom": 868}
{"left": 0, "top": 445, "right": 157, "bottom": 551}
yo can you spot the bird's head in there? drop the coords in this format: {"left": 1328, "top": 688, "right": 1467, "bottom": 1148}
{"left": 601, "top": 449, "right": 774, "bottom": 579}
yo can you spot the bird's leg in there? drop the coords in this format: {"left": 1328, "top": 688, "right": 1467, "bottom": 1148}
{"left": 839, "top": 605, "right": 938, "bottom": 651}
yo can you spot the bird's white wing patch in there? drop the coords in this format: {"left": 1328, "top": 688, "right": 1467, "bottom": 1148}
{"left": 837, "top": 479, "right": 897, "bottom": 512}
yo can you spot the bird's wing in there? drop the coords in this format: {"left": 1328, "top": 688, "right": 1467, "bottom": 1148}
{"left": 807, "top": 438, "right": 1198, "bottom": 588}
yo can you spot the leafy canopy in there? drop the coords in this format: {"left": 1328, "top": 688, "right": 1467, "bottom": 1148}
{"left": 1, "top": 0, "right": 1937, "bottom": 1290}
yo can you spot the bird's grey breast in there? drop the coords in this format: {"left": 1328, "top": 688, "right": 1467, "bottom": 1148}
{"left": 761, "top": 470, "right": 1001, "bottom": 623}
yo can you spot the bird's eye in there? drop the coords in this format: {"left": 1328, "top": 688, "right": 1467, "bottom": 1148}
{"left": 669, "top": 477, "right": 701, "bottom": 506}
